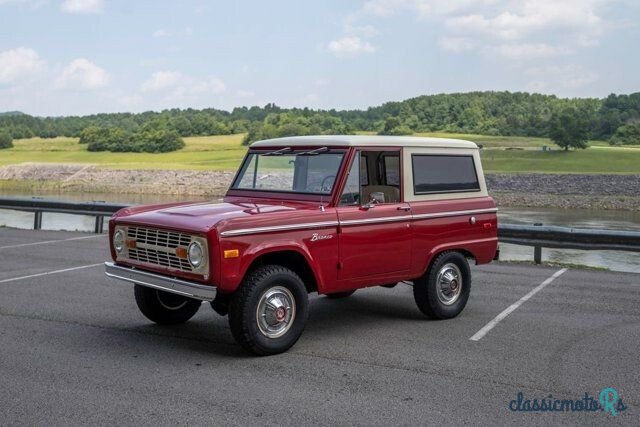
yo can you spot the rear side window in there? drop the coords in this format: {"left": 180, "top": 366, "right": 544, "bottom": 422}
{"left": 411, "top": 155, "right": 480, "bottom": 194}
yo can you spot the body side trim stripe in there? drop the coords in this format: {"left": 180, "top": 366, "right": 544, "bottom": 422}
{"left": 339, "top": 215, "right": 413, "bottom": 226}
{"left": 411, "top": 208, "right": 498, "bottom": 220}
{"left": 220, "top": 221, "right": 339, "bottom": 237}
{"left": 219, "top": 208, "right": 497, "bottom": 237}
{"left": 339, "top": 208, "right": 497, "bottom": 227}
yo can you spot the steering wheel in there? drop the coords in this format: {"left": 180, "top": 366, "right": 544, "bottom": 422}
{"left": 320, "top": 175, "right": 336, "bottom": 192}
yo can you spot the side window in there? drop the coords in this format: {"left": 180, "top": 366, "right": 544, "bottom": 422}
{"left": 383, "top": 155, "right": 400, "bottom": 186}
{"left": 412, "top": 155, "right": 480, "bottom": 194}
{"left": 339, "top": 153, "right": 360, "bottom": 205}
{"left": 360, "top": 154, "right": 369, "bottom": 186}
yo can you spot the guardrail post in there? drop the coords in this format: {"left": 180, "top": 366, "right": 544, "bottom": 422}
{"left": 33, "top": 211, "right": 42, "bottom": 230}
{"left": 534, "top": 246, "right": 542, "bottom": 264}
{"left": 94, "top": 215, "right": 104, "bottom": 234}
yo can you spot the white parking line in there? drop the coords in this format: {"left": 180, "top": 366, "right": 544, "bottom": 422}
{"left": 0, "top": 263, "right": 103, "bottom": 284}
{"left": 0, "top": 235, "right": 103, "bottom": 250}
{"left": 469, "top": 268, "right": 567, "bottom": 341}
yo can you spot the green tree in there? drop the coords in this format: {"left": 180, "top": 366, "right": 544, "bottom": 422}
{"left": 0, "top": 129, "right": 13, "bottom": 149}
{"left": 79, "top": 126, "right": 102, "bottom": 144}
{"left": 378, "top": 117, "right": 413, "bottom": 136}
{"left": 609, "top": 123, "right": 640, "bottom": 146}
{"left": 548, "top": 108, "right": 590, "bottom": 151}
{"left": 135, "top": 129, "right": 185, "bottom": 153}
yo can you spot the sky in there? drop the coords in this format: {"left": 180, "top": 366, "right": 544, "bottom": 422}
{"left": 0, "top": 0, "right": 639, "bottom": 116}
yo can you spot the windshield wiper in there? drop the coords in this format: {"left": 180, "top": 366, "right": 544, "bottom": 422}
{"left": 263, "top": 147, "right": 292, "bottom": 156}
{"left": 298, "top": 147, "right": 329, "bottom": 156}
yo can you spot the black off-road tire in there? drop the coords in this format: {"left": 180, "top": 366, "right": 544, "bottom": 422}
{"left": 326, "top": 290, "right": 356, "bottom": 299}
{"left": 413, "top": 251, "right": 471, "bottom": 319}
{"left": 228, "top": 265, "right": 309, "bottom": 356}
{"left": 134, "top": 285, "right": 201, "bottom": 325}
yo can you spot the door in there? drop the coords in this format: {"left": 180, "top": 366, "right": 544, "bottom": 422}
{"left": 336, "top": 149, "right": 412, "bottom": 280}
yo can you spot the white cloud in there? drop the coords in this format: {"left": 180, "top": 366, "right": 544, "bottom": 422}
{"left": 152, "top": 27, "right": 193, "bottom": 38}
{"left": 327, "top": 36, "right": 376, "bottom": 57}
{"left": 363, "top": 0, "right": 486, "bottom": 19}
{"left": 364, "top": 0, "right": 413, "bottom": 17}
{"left": 445, "top": 1, "right": 603, "bottom": 41}
{"left": 525, "top": 65, "right": 599, "bottom": 91}
{"left": 0, "top": 47, "right": 45, "bottom": 84}
{"left": 438, "top": 37, "right": 475, "bottom": 53}
{"left": 60, "top": 0, "right": 104, "bottom": 14}
{"left": 488, "top": 43, "right": 572, "bottom": 59}
{"left": 360, "top": 0, "right": 611, "bottom": 62}
{"left": 141, "top": 71, "right": 226, "bottom": 97}
{"left": 55, "top": 58, "right": 110, "bottom": 89}
{"left": 152, "top": 29, "right": 169, "bottom": 38}
{"left": 190, "top": 76, "right": 226, "bottom": 95}
{"left": 141, "top": 71, "right": 183, "bottom": 92}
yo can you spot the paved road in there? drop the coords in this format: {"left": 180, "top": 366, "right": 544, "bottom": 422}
{"left": 0, "top": 227, "right": 638, "bottom": 425}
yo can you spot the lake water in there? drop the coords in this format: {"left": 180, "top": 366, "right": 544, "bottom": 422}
{"left": 1, "top": 190, "right": 638, "bottom": 273}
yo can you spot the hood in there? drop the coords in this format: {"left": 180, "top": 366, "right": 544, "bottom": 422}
{"left": 113, "top": 199, "right": 318, "bottom": 233}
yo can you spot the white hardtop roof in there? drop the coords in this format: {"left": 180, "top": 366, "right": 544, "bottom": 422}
{"left": 250, "top": 135, "right": 478, "bottom": 149}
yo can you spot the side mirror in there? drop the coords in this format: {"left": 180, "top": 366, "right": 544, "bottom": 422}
{"left": 361, "top": 192, "right": 383, "bottom": 210}
{"left": 360, "top": 200, "right": 378, "bottom": 210}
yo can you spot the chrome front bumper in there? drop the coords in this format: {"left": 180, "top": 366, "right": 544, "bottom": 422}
{"left": 104, "top": 262, "right": 217, "bottom": 301}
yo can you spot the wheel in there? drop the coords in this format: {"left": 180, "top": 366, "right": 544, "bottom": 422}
{"left": 228, "top": 265, "right": 309, "bottom": 356}
{"left": 326, "top": 290, "right": 356, "bottom": 299}
{"left": 134, "top": 285, "right": 201, "bottom": 325}
{"left": 413, "top": 252, "right": 471, "bottom": 319}
{"left": 210, "top": 293, "right": 230, "bottom": 316}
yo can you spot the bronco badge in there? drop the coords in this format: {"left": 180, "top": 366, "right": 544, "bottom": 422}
{"left": 311, "top": 233, "right": 333, "bottom": 242}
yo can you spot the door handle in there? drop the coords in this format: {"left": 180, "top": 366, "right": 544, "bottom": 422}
{"left": 397, "top": 206, "right": 411, "bottom": 211}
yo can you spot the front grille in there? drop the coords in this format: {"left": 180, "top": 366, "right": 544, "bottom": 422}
{"left": 126, "top": 226, "right": 193, "bottom": 272}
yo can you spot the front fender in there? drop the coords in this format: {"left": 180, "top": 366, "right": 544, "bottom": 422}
{"left": 217, "top": 239, "right": 325, "bottom": 294}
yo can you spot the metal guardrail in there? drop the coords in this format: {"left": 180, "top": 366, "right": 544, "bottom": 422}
{"left": 0, "top": 197, "right": 128, "bottom": 233}
{"left": 1, "top": 197, "right": 640, "bottom": 263}
{"left": 499, "top": 223, "right": 640, "bottom": 263}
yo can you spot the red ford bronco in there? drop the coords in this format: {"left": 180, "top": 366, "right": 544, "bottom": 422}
{"left": 105, "top": 136, "right": 498, "bottom": 355}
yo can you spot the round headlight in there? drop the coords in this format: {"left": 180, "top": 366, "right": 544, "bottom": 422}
{"left": 188, "top": 241, "right": 203, "bottom": 268}
{"left": 113, "top": 230, "right": 125, "bottom": 253}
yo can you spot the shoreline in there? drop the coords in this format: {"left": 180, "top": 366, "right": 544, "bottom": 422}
{"left": 1, "top": 164, "right": 639, "bottom": 211}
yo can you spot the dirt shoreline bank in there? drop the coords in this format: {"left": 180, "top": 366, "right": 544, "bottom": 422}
{"left": 1, "top": 164, "right": 639, "bottom": 210}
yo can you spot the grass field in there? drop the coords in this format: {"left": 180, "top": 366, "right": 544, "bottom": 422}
{"left": 0, "top": 135, "right": 248, "bottom": 170}
{"left": 1, "top": 133, "right": 639, "bottom": 174}
{"left": 480, "top": 147, "right": 640, "bottom": 173}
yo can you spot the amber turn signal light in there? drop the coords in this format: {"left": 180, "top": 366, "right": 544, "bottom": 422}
{"left": 125, "top": 239, "right": 137, "bottom": 249}
{"left": 224, "top": 249, "right": 240, "bottom": 259}
{"left": 175, "top": 247, "right": 188, "bottom": 259}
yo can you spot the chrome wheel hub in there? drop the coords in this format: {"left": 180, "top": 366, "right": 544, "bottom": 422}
{"left": 256, "top": 286, "right": 296, "bottom": 339}
{"left": 436, "top": 263, "right": 462, "bottom": 306}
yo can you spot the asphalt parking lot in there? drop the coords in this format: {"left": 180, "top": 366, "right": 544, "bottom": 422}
{"left": 0, "top": 227, "right": 638, "bottom": 425}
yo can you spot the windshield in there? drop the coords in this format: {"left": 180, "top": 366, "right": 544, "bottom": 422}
{"left": 232, "top": 149, "right": 345, "bottom": 195}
